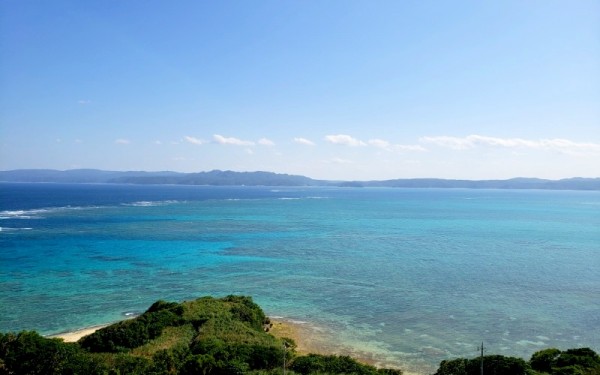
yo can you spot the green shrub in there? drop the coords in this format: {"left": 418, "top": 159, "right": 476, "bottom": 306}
{"left": 434, "top": 354, "right": 528, "bottom": 375}
{"left": 531, "top": 348, "right": 562, "bottom": 373}
{"left": 529, "top": 347, "right": 600, "bottom": 374}
{"left": 0, "top": 331, "right": 104, "bottom": 375}
{"left": 290, "top": 353, "right": 381, "bottom": 375}
{"left": 79, "top": 306, "right": 184, "bottom": 352}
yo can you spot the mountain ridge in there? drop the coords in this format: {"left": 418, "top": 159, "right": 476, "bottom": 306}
{"left": 1, "top": 169, "right": 599, "bottom": 190}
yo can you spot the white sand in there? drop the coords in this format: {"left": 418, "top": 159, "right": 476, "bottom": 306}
{"left": 49, "top": 324, "right": 110, "bottom": 342}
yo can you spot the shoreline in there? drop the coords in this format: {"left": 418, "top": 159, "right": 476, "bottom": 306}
{"left": 268, "top": 317, "right": 422, "bottom": 375}
{"left": 49, "top": 316, "right": 421, "bottom": 374}
{"left": 48, "top": 323, "right": 111, "bottom": 342}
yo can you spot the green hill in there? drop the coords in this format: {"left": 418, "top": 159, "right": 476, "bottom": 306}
{"left": 1, "top": 295, "right": 598, "bottom": 374}
{"left": 0, "top": 295, "right": 401, "bottom": 375}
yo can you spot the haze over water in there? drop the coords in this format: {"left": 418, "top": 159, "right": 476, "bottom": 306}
{"left": 1, "top": 183, "right": 599, "bottom": 374}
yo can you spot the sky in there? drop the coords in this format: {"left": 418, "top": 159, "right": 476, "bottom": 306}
{"left": 1, "top": 1, "right": 599, "bottom": 180}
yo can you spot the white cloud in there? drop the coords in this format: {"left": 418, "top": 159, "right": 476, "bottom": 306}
{"left": 327, "top": 157, "right": 353, "bottom": 164}
{"left": 185, "top": 136, "right": 207, "bottom": 145}
{"left": 420, "top": 136, "right": 473, "bottom": 150}
{"left": 369, "top": 138, "right": 426, "bottom": 152}
{"left": 394, "top": 144, "right": 427, "bottom": 152}
{"left": 258, "top": 138, "right": 275, "bottom": 146}
{"left": 421, "top": 135, "right": 600, "bottom": 155}
{"left": 294, "top": 137, "right": 315, "bottom": 146}
{"left": 213, "top": 134, "right": 255, "bottom": 146}
{"left": 368, "top": 139, "right": 391, "bottom": 149}
{"left": 325, "top": 134, "right": 366, "bottom": 146}
{"left": 115, "top": 139, "right": 131, "bottom": 145}
{"left": 77, "top": 100, "right": 91, "bottom": 105}
{"left": 154, "top": 140, "right": 162, "bottom": 145}
{"left": 333, "top": 157, "right": 353, "bottom": 164}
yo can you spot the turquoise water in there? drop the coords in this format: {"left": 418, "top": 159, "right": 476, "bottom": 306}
{"left": 1, "top": 183, "right": 599, "bottom": 373}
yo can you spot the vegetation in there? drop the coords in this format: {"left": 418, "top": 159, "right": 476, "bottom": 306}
{"left": 290, "top": 354, "right": 401, "bottom": 375}
{"left": 1, "top": 295, "right": 598, "bottom": 374}
{"left": 434, "top": 347, "right": 600, "bottom": 375}
{"left": 0, "top": 295, "right": 402, "bottom": 374}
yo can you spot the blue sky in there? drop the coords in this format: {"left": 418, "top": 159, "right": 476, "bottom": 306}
{"left": 1, "top": 1, "right": 599, "bottom": 180}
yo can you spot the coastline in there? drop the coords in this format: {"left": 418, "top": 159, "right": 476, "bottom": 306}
{"left": 48, "top": 316, "right": 421, "bottom": 374}
{"left": 48, "top": 323, "right": 111, "bottom": 342}
{"left": 268, "top": 317, "right": 422, "bottom": 375}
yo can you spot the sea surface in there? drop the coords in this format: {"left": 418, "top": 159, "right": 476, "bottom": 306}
{"left": 1, "top": 183, "right": 599, "bottom": 373}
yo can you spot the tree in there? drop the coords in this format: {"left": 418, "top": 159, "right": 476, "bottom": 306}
{"left": 434, "top": 354, "right": 528, "bottom": 375}
{"left": 531, "top": 348, "right": 562, "bottom": 373}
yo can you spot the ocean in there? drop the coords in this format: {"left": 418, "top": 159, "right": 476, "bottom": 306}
{"left": 1, "top": 183, "right": 599, "bottom": 373}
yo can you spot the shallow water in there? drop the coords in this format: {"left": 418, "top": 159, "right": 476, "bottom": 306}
{"left": 1, "top": 183, "right": 599, "bottom": 373}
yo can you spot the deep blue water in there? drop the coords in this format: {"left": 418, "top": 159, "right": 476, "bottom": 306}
{"left": 1, "top": 183, "right": 599, "bottom": 373}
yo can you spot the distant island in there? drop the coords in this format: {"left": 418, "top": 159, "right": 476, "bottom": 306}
{"left": 1, "top": 169, "right": 599, "bottom": 190}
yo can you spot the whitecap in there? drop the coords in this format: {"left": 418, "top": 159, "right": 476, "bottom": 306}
{"left": 122, "top": 200, "right": 181, "bottom": 207}
{"left": 0, "top": 209, "right": 46, "bottom": 219}
{"left": 516, "top": 340, "right": 546, "bottom": 346}
{"left": 126, "top": 201, "right": 155, "bottom": 207}
{"left": 0, "top": 227, "right": 33, "bottom": 232}
{"left": 288, "top": 319, "right": 308, "bottom": 325}
{"left": 0, "top": 205, "right": 100, "bottom": 219}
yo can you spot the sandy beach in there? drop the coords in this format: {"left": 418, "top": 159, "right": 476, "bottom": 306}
{"left": 268, "top": 318, "right": 332, "bottom": 356}
{"left": 268, "top": 318, "right": 419, "bottom": 375}
{"left": 49, "top": 324, "right": 111, "bottom": 342}
{"left": 49, "top": 317, "right": 417, "bottom": 374}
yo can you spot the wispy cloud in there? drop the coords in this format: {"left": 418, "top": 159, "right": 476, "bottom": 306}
{"left": 327, "top": 157, "right": 354, "bottom": 164}
{"left": 184, "top": 136, "right": 207, "bottom": 145}
{"left": 258, "top": 138, "right": 275, "bottom": 146}
{"left": 213, "top": 134, "right": 255, "bottom": 146}
{"left": 369, "top": 138, "right": 427, "bottom": 152}
{"left": 368, "top": 139, "right": 390, "bottom": 149}
{"left": 294, "top": 137, "right": 315, "bottom": 146}
{"left": 77, "top": 100, "right": 91, "bottom": 105}
{"left": 115, "top": 139, "right": 131, "bottom": 145}
{"left": 421, "top": 134, "right": 600, "bottom": 155}
{"left": 325, "top": 134, "right": 366, "bottom": 147}
{"left": 395, "top": 144, "right": 427, "bottom": 152}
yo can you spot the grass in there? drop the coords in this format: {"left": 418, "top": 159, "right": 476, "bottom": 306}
{"left": 130, "top": 324, "right": 196, "bottom": 358}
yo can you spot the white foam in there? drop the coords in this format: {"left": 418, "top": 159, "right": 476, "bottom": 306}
{"left": 123, "top": 200, "right": 180, "bottom": 207}
{"left": 288, "top": 319, "right": 308, "bottom": 325}
{"left": 0, "top": 205, "right": 100, "bottom": 219}
{"left": 0, "top": 227, "right": 33, "bottom": 232}
{"left": 516, "top": 339, "right": 546, "bottom": 347}
{"left": 0, "top": 209, "right": 47, "bottom": 219}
